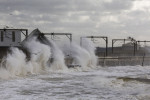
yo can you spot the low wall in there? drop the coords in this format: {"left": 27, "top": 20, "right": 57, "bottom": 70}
{"left": 98, "top": 56, "right": 150, "bottom": 66}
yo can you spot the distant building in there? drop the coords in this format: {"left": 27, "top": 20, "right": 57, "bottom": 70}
{"left": 122, "top": 42, "right": 140, "bottom": 50}
{"left": 0, "top": 29, "right": 28, "bottom": 47}
{"left": 0, "top": 29, "right": 28, "bottom": 59}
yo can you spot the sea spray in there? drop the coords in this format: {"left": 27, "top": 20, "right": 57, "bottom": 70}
{"left": 49, "top": 40, "right": 68, "bottom": 72}
{"left": 0, "top": 28, "right": 98, "bottom": 79}
{"left": 0, "top": 67, "right": 11, "bottom": 79}
{"left": 0, "top": 35, "right": 51, "bottom": 79}
{"left": 6, "top": 48, "right": 28, "bottom": 76}
{"left": 0, "top": 47, "right": 29, "bottom": 79}
{"left": 62, "top": 42, "right": 92, "bottom": 71}
{"left": 0, "top": 58, "right": 11, "bottom": 79}
{"left": 23, "top": 37, "right": 51, "bottom": 73}
{"left": 22, "top": 29, "right": 68, "bottom": 72}
{"left": 81, "top": 38, "right": 98, "bottom": 67}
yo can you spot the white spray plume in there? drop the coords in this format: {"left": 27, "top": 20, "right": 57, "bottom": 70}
{"left": 62, "top": 39, "right": 98, "bottom": 71}
{"left": 0, "top": 37, "right": 51, "bottom": 79}
{"left": 0, "top": 67, "right": 11, "bottom": 79}
{"left": 0, "top": 47, "right": 29, "bottom": 79}
{"left": 62, "top": 42, "right": 92, "bottom": 71}
{"left": 72, "top": 43, "right": 91, "bottom": 68}
{"left": 6, "top": 48, "right": 28, "bottom": 76}
{"left": 81, "top": 38, "right": 98, "bottom": 67}
{"left": 24, "top": 37, "right": 51, "bottom": 73}
{"left": 0, "top": 29, "right": 98, "bottom": 79}
{"left": 49, "top": 40, "right": 68, "bottom": 72}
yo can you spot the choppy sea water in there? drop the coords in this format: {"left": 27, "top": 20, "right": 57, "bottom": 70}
{"left": 1, "top": 66, "right": 150, "bottom": 100}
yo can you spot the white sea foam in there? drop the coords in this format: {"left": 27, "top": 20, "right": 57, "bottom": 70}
{"left": 0, "top": 66, "right": 150, "bottom": 100}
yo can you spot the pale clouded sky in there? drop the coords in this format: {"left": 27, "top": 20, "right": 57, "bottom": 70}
{"left": 0, "top": 0, "right": 150, "bottom": 43}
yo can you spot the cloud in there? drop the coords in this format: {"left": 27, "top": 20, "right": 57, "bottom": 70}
{"left": 0, "top": 0, "right": 150, "bottom": 43}
{"left": 102, "top": 0, "right": 133, "bottom": 11}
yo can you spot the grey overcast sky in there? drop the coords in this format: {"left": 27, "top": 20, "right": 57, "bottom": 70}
{"left": 0, "top": 0, "right": 150, "bottom": 42}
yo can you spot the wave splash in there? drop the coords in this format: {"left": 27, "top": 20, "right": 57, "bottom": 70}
{"left": 0, "top": 29, "right": 98, "bottom": 79}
